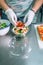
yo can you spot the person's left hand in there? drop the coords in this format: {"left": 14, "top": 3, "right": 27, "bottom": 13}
{"left": 23, "top": 10, "right": 35, "bottom": 26}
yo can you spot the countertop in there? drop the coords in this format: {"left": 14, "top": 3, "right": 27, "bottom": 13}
{"left": 0, "top": 24, "right": 43, "bottom": 65}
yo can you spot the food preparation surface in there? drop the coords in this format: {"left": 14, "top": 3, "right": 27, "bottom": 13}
{"left": 0, "top": 24, "right": 43, "bottom": 65}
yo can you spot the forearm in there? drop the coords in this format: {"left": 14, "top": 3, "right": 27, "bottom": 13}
{"left": 0, "top": 0, "right": 9, "bottom": 11}
{"left": 32, "top": 0, "right": 43, "bottom": 13}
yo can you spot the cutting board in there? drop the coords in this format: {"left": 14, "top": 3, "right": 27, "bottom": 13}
{"left": 34, "top": 24, "right": 43, "bottom": 49}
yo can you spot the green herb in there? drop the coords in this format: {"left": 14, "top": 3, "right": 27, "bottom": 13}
{"left": 0, "top": 23, "right": 7, "bottom": 28}
{"left": 18, "top": 29, "right": 22, "bottom": 33}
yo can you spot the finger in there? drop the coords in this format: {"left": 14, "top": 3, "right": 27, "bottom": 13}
{"left": 23, "top": 14, "right": 28, "bottom": 23}
{"left": 25, "top": 19, "right": 32, "bottom": 26}
{"left": 14, "top": 13, "right": 17, "bottom": 22}
{"left": 12, "top": 17, "right": 16, "bottom": 26}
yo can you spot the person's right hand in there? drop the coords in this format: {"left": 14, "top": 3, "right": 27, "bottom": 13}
{"left": 5, "top": 8, "right": 17, "bottom": 26}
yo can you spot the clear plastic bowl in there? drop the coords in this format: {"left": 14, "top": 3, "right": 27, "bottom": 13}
{"left": 9, "top": 37, "right": 32, "bottom": 59}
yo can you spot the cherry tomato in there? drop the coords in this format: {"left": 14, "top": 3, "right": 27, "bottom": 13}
{"left": 16, "top": 21, "right": 25, "bottom": 28}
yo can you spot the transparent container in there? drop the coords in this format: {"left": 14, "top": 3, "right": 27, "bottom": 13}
{"left": 9, "top": 36, "right": 32, "bottom": 59}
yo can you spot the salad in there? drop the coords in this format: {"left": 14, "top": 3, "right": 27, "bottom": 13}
{"left": 16, "top": 21, "right": 25, "bottom": 28}
{"left": 12, "top": 21, "right": 29, "bottom": 36}
{"left": 0, "top": 23, "right": 7, "bottom": 29}
{"left": 14, "top": 27, "right": 28, "bottom": 34}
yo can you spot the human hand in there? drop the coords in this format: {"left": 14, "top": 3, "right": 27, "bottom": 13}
{"left": 23, "top": 10, "right": 35, "bottom": 26}
{"left": 5, "top": 8, "right": 17, "bottom": 26}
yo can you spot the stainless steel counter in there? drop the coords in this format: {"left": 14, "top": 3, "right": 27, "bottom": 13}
{"left": 0, "top": 24, "right": 43, "bottom": 65}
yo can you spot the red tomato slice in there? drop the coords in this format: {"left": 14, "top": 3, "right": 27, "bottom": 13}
{"left": 16, "top": 21, "right": 25, "bottom": 28}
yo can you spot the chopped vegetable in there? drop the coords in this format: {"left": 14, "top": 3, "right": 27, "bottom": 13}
{"left": 18, "top": 29, "right": 22, "bottom": 33}
{"left": 0, "top": 23, "right": 7, "bottom": 28}
{"left": 13, "top": 20, "right": 29, "bottom": 36}
{"left": 37, "top": 25, "right": 43, "bottom": 41}
{"left": 14, "top": 26, "right": 29, "bottom": 35}
{"left": 16, "top": 21, "right": 25, "bottom": 28}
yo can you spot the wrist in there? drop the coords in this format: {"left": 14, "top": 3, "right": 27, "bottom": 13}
{"left": 31, "top": 9, "right": 36, "bottom": 13}
{"left": 28, "top": 10, "right": 35, "bottom": 16}
{"left": 5, "top": 8, "right": 12, "bottom": 14}
{"left": 31, "top": 8, "right": 37, "bottom": 13}
{"left": 4, "top": 6, "right": 10, "bottom": 11}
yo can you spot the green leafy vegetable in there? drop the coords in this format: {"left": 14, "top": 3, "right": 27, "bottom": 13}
{"left": 18, "top": 29, "right": 22, "bottom": 33}
{"left": 0, "top": 23, "right": 7, "bottom": 28}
